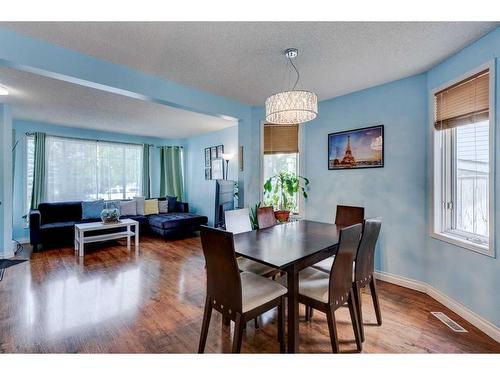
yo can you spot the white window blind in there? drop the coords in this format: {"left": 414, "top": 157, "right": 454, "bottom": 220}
{"left": 44, "top": 136, "right": 143, "bottom": 202}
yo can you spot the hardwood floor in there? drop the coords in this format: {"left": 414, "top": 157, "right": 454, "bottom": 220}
{"left": 0, "top": 234, "right": 498, "bottom": 353}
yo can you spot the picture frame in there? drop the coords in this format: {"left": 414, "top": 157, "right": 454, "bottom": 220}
{"left": 210, "top": 147, "right": 217, "bottom": 160}
{"left": 328, "top": 125, "right": 384, "bottom": 170}
{"left": 204, "top": 167, "right": 211, "bottom": 180}
{"left": 216, "top": 144, "right": 224, "bottom": 158}
{"left": 211, "top": 158, "right": 224, "bottom": 180}
{"left": 204, "top": 148, "right": 211, "bottom": 167}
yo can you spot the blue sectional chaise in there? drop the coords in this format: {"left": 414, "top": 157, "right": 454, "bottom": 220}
{"left": 29, "top": 199, "right": 208, "bottom": 251}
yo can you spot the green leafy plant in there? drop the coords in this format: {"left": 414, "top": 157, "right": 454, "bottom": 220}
{"left": 263, "top": 171, "right": 309, "bottom": 212}
{"left": 249, "top": 202, "right": 261, "bottom": 230}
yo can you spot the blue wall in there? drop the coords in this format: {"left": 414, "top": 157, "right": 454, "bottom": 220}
{"left": 184, "top": 125, "right": 239, "bottom": 225}
{"left": 0, "top": 104, "right": 13, "bottom": 258}
{"left": 12, "top": 119, "right": 183, "bottom": 241}
{"left": 303, "top": 74, "right": 428, "bottom": 282}
{"left": 425, "top": 28, "right": 500, "bottom": 326}
{"left": 302, "top": 28, "right": 500, "bottom": 326}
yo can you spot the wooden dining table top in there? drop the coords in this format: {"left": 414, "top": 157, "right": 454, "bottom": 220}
{"left": 233, "top": 220, "right": 342, "bottom": 269}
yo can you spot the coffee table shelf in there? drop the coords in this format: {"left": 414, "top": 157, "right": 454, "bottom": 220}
{"left": 74, "top": 219, "right": 139, "bottom": 257}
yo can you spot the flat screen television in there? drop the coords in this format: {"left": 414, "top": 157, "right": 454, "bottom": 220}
{"left": 214, "top": 179, "right": 235, "bottom": 228}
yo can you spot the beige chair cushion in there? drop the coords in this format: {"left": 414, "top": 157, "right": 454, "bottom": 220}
{"left": 278, "top": 267, "right": 330, "bottom": 303}
{"left": 237, "top": 257, "right": 276, "bottom": 276}
{"left": 311, "top": 256, "right": 335, "bottom": 273}
{"left": 241, "top": 272, "right": 288, "bottom": 313}
{"left": 312, "top": 257, "right": 356, "bottom": 282}
{"left": 297, "top": 267, "right": 331, "bottom": 303}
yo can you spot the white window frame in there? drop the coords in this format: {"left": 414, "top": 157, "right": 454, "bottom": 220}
{"left": 259, "top": 121, "right": 306, "bottom": 218}
{"left": 429, "top": 60, "right": 496, "bottom": 257}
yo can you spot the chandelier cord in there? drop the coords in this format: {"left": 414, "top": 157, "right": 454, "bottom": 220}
{"left": 288, "top": 55, "right": 300, "bottom": 90}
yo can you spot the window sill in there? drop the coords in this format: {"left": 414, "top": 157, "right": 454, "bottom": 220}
{"left": 430, "top": 231, "right": 494, "bottom": 258}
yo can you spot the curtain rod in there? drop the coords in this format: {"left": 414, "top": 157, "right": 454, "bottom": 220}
{"left": 24, "top": 132, "right": 182, "bottom": 148}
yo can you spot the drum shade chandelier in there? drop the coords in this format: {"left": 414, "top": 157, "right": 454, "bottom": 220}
{"left": 265, "top": 48, "right": 318, "bottom": 125}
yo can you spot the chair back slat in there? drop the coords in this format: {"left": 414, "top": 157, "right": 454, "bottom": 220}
{"left": 335, "top": 205, "right": 365, "bottom": 227}
{"left": 225, "top": 208, "right": 252, "bottom": 234}
{"left": 355, "top": 218, "right": 382, "bottom": 284}
{"left": 329, "top": 223, "right": 362, "bottom": 304}
{"left": 256, "top": 206, "right": 277, "bottom": 229}
{"left": 200, "top": 226, "right": 243, "bottom": 312}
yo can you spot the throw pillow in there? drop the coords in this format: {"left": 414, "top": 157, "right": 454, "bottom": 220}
{"left": 158, "top": 200, "right": 169, "bottom": 214}
{"left": 120, "top": 200, "right": 137, "bottom": 216}
{"left": 144, "top": 199, "right": 159, "bottom": 215}
{"left": 134, "top": 196, "right": 145, "bottom": 215}
{"left": 81, "top": 200, "right": 104, "bottom": 220}
{"left": 166, "top": 195, "right": 178, "bottom": 211}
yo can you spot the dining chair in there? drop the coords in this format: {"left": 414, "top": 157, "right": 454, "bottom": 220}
{"left": 225, "top": 208, "right": 253, "bottom": 234}
{"left": 198, "top": 226, "right": 287, "bottom": 353}
{"left": 225, "top": 208, "right": 277, "bottom": 278}
{"left": 351, "top": 217, "right": 382, "bottom": 342}
{"left": 311, "top": 205, "right": 365, "bottom": 273}
{"left": 292, "top": 224, "right": 363, "bottom": 353}
{"left": 256, "top": 206, "right": 277, "bottom": 229}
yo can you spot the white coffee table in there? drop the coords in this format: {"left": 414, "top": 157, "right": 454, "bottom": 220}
{"left": 74, "top": 219, "right": 139, "bottom": 257}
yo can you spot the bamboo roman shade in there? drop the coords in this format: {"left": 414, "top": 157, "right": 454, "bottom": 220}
{"left": 434, "top": 69, "right": 489, "bottom": 130}
{"left": 264, "top": 124, "right": 299, "bottom": 154}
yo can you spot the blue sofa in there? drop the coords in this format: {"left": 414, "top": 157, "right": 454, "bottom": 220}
{"left": 29, "top": 199, "right": 208, "bottom": 251}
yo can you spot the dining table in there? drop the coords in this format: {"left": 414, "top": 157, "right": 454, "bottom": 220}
{"left": 233, "top": 219, "right": 342, "bottom": 353}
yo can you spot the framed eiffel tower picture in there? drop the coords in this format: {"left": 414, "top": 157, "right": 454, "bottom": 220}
{"left": 328, "top": 125, "right": 384, "bottom": 170}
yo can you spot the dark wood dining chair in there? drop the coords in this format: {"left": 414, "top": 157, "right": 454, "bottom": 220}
{"left": 352, "top": 217, "right": 382, "bottom": 342}
{"left": 295, "top": 224, "right": 363, "bottom": 353}
{"left": 335, "top": 205, "right": 365, "bottom": 226}
{"left": 198, "top": 226, "right": 287, "bottom": 353}
{"left": 311, "top": 205, "right": 365, "bottom": 273}
{"left": 256, "top": 206, "right": 277, "bottom": 229}
{"left": 225, "top": 208, "right": 277, "bottom": 277}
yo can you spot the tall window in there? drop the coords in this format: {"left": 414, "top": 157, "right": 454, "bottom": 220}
{"left": 432, "top": 67, "right": 493, "bottom": 255}
{"left": 26, "top": 135, "right": 143, "bottom": 205}
{"left": 26, "top": 136, "right": 35, "bottom": 212}
{"left": 262, "top": 123, "right": 300, "bottom": 213}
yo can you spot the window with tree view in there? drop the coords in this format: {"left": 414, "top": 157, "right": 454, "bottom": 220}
{"left": 262, "top": 124, "right": 300, "bottom": 214}
{"left": 26, "top": 135, "right": 143, "bottom": 208}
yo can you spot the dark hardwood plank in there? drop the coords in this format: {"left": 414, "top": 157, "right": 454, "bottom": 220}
{"left": 0, "top": 234, "right": 498, "bottom": 353}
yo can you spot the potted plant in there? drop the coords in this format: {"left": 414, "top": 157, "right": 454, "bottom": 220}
{"left": 263, "top": 171, "right": 309, "bottom": 222}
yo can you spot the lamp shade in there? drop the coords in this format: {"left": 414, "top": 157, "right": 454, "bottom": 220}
{"left": 265, "top": 90, "right": 318, "bottom": 125}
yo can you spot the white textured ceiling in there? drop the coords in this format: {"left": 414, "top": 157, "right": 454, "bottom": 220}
{"left": 0, "top": 66, "right": 236, "bottom": 139}
{"left": 1, "top": 22, "right": 498, "bottom": 105}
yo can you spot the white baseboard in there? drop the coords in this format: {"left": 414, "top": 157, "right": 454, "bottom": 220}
{"left": 374, "top": 270, "right": 500, "bottom": 343}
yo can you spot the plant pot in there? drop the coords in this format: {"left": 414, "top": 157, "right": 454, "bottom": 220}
{"left": 274, "top": 210, "right": 290, "bottom": 223}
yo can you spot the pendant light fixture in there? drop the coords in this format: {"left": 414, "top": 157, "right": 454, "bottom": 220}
{"left": 265, "top": 48, "right": 318, "bottom": 125}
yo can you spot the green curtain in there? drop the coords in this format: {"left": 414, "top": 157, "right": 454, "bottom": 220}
{"left": 142, "top": 144, "right": 151, "bottom": 199}
{"left": 30, "top": 132, "right": 46, "bottom": 210}
{"left": 160, "top": 146, "right": 184, "bottom": 201}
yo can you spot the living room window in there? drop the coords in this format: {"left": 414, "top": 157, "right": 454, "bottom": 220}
{"left": 262, "top": 123, "right": 301, "bottom": 214}
{"left": 26, "top": 135, "right": 143, "bottom": 206}
{"left": 431, "top": 64, "right": 495, "bottom": 256}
